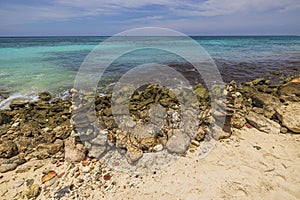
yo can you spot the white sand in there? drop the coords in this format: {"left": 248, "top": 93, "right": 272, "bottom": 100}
{"left": 1, "top": 127, "right": 300, "bottom": 199}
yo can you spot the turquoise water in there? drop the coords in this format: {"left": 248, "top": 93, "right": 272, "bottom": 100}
{"left": 0, "top": 36, "right": 299, "bottom": 96}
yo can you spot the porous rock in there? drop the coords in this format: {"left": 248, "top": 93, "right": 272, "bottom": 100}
{"left": 166, "top": 129, "right": 190, "bottom": 154}
{"left": 276, "top": 102, "right": 300, "bottom": 133}
{"left": 64, "top": 137, "right": 86, "bottom": 163}
{"left": 0, "top": 141, "right": 18, "bottom": 158}
{"left": 246, "top": 111, "right": 280, "bottom": 134}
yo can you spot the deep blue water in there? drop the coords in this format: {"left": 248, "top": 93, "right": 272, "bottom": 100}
{"left": 0, "top": 36, "right": 299, "bottom": 95}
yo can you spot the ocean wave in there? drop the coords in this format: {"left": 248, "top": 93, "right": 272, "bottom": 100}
{"left": 0, "top": 93, "right": 39, "bottom": 110}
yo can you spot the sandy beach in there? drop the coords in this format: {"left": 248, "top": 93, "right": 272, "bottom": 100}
{"left": 1, "top": 126, "right": 300, "bottom": 199}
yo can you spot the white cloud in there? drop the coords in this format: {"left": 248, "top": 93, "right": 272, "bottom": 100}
{"left": 53, "top": 0, "right": 300, "bottom": 17}
{"left": 170, "top": 0, "right": 300, "bottom": 17}
{"left": 0, "top": 4, "right": 94, "bottom": 26}
{"left": 0, "top": 0, "right": 299, "bottom": 26}
{"left": 128, "top": 16, "right": 164, "bottom": 22}
{"left": 54, "top": 0, "right": 174, "bottom": 9}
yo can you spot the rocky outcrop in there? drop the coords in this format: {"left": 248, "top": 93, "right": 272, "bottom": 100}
{"left": 234, "top": 76, "right": 300, "bottom": 134}
{"left": 90, "top": 84, "right": 204, "bottom": 163}
{"left": 252, "top": 92, "right": 280, "bottom": 108}
{"left": 251, "top": 92, "right": 280, "bottom": 118}
{"left": 9, "top": 98, "right": 28, "bottom": 109}
{"left": 0, "top": 93, "right": 72, "bottom": 173}
{"left": 279, "top": 77, "right": 300, "bottom": 97}
{"left": 242, "top": 77, "right": 269, "bottom": 87}
{"left": 1, "top": 74, "right": 300, "bottom": 171}
{"left": 276, "top": 102, "right": 300, "bottom": 133}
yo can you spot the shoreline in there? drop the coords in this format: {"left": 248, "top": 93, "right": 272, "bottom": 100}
{"left": 1, "top": 62, "right": 299, "bottom": 103}
{"left": 0, "top": 74, "right": 300, "bottom": 199}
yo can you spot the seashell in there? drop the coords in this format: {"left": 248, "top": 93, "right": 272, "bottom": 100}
{"left": 41, "top": 170, "right": 57, "bottom": 184}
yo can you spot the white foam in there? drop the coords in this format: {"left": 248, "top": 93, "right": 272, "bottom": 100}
{"left": 0, "top": 93, "right": 38, "bottom": 110}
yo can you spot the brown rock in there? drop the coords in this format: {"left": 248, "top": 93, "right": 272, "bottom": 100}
{"left": 140, "top": 137, "right": 156, "bottom": 150}
{"left": 87, "top": 145, "right": 107, "bottom": 158}
{"left": 14, "top": 136, "right": 35, "bottom": 153}
{"left": 251, "top": 92, "right": 281, "bottom": 119}
{"left": 0, "top": 141, "right": 18, "bottom": 158}
{"left": 166, "top": 129, "right": 190, "bottom": 154}
{"left": 230, "top": 113, "right": 246, "bottom": 129}
{"left": 233, "top": 96, "right": 243, "bottom": 109}
{"left": 263, "top": 106, "right": 276, "bottom": 119}
{"left": 115, "top": 131, "right": 128, "bottom": 149}
{"left": 252, "top": 107, "right": 264, "bottom": 114}
{"left": 20, "top": 122, "right": 40, "bottom": 137}
{"left": 210, "top": 124, "right": 232, "bottom": 140}
{"left": 31, "top": 100, "right": 51, "bottom": 110}
{"left": 252, "top": 77, "right": 268, "bottom": 85}
{"left": 194, "top": 126, "right": 207, "bottom": 141}
{"left": 193, "top": 84, "right": 209, "bottom": 99}
{"left": 16, "top": 160, "right": 44, "bottom": 173}
{"left": 279, "top": 77, "right": 300, "bottom": 97}
{"left": 53, "top": 125, "right": 71, "bottom": 139}
{"left": 252, "top": 92, "right": 280, "bottom": 108}
{"left": 23, "top": 184, "right": 40, "bottom": 199}
{"left": 38, "top": 91, "right": 52, "bottom": 101}
{"left": 1, "top": 155, "right": 26, "bottom": 166}
{"left": 214, "top": 129, "right": 232, "bottom": 140}
{"left": 246, "top": 111, "right": 280, "bottom": 134}
{"left": 35, "top": 139, "right": 63, "bottom": 159}
{"left": 0, "top": 163, "right": 18, "bottom": 173}
{"left": 64, "top": 137, "right": 86, "bottom": 163}
{"left": 125, "top": 145, "right": 143, "bottom": 164}
{"left": 276, "top": 102, "right": 300, "bottom": 133}
{"left": 9, "top": 98, "right": 27, "bottom": 109}
{"left": 0, "top": 112, "right": 11, "bottom": 125}
{"left": 43, "top": 132, "right": 56, "bottom": 143}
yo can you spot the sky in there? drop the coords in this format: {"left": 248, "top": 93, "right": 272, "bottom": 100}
{"left": 0, "top": 0, "right": 299, "bottom": 36}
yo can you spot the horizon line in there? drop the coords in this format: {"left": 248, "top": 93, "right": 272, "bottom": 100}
{"left": 0, "top": 34, "right": 299, "bottom": 38}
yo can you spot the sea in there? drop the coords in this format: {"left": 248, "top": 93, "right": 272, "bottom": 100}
{"left": 0, "top": 36, "right": 299, "bottom": 98}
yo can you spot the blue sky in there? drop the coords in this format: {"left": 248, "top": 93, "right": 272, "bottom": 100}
{"left": 0, "top": 0, "right": 299, "bottom": 36}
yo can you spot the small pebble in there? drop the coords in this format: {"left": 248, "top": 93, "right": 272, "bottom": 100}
{"left": 253, "top": 145, "right": 262, "bottom": 150}
{"left": 58, "top": 172, "right": 65, "bottom": 178}
{"left": 11, "top": 122, "right": 20, "bottom": 128}
{"left": 82, "top": 166, "right": 90, "bottom": 173}
{"left": 79, "top": 178, "right": 84, "bottom": 183}
{"left": 103, "top": 173, "right": 111, "bottom": 181}
{"left": 26, "top": 179, "right": 34, "bottom": 186}
{"left": 14, "top": 180, "right": 24, "bottom": 188}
